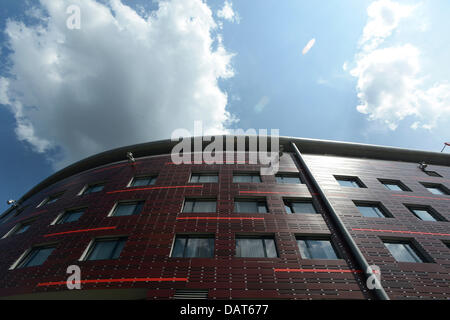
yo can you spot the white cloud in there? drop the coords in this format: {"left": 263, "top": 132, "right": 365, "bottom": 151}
{"left": 217, "top": 1, "right": 239, "bottom": 23}
{"left": 302, "top": 38, "right": 316, "bottom": 55}
{"left": 0, "top": 0, "right": 237, "bottom": 168}
{"left": 254, "top": 96, "right": 269, "bottom": 113}
{"left": 350, "top": 0, "right": 450, "bottom": 130}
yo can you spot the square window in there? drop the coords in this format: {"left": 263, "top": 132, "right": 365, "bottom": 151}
{"left": 233, "top": 174, "right": 261, "bottom": 183}
{"left": 182, "top": 199, "right": 217, "bottom": 213}
{"left": 190, "top": 173, "right": 218, "bottom": 183}
{"left": 354, "top": 202, "right": 390, "bottom": 218}
{"left": 234, "top": 199, "right": 268, "bottom": 213}
{"left": 235, "top": 236, "right": 278, "bottom": 258}
{"left": 171, "top": 235, "right": 214, "bottom": 258}
{"left": 82, "top": 184, "right": 104, "bottom": 195}
{"left": 16, "top": 245, "right": 56, "bottom": 268}
{"left": 84, "top": 238, "right": 126, "bottom": 261}
{"left": 405, "top": 205, "right": 443, "bottom": 222}
{"left": 284, "top": 199, "right": 317, "bottom": 214}
{"left": 379, "top": 179, "right": 410, "bottom": 191}
{"left": 420, "top": 183, "right": 449, "bottom": 195}
{"left": 296, "top": 237, "right": 340, "bottom": 260}
{"left": 57, "top": 208, "right": 85, "bottom": 224}
{"left": 130, "top": 176, "right": 157, "bottom": 187}
{"left": 111, "top": 201, "right": 144, "bottom": 217}
{"left": 383, "top": 241, "right": 426, "bottom": 263}
{"left": 335, "top": 176, "right": 365, "bottom": 188}
{"left": 275, "top": 174, "right": 303, "bottom": 184}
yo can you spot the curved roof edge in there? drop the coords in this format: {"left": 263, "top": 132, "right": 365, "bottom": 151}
{"left": 5, "top": 135, "right": 450, "bottom": 214}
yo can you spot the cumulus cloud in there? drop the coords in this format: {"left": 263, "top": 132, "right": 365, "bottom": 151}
{"left": 254, "top": 96, "right": 269, "bottom": 113}
{"left": 0, "top": 0, "right": 236, "bottom": 168}
{"left": 350, "top": 0, "right": 450, "bottom": 130}
{"left": 302, "top": 38, "right": 315, "bottom": 55}
{"left": 217, "top": 1, "right": 239, "bottom": 23}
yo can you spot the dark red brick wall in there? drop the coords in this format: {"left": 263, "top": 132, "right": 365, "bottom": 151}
{"left": 0, "top": 151, "right": 448, "bottom": 299}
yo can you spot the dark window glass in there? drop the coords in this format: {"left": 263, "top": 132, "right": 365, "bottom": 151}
{"left": 379, "top": 180, "right": 409, "bottom": 191}
{"left": 285, "top": 200, "right": 317, "bottom": 214}
{"left": 58, "top": 209, "right": 85, "bottom": 224}
{"left": 297, "top": 238, "right": 339, "bottom": 259}
{"left": 355, "top": 203, "right": 388, "bottom": 218}
{"left": 183, "top": 200, "right": 216, "bottom": 213}
{"left": 275, "top": 175, "right": 302, "bottom": 184}
{"left": 234, "top": 199, "right": 268, "bottom": 213}
{"left": 190, "top": 174, "right": 218, "bottom": 183}
{"left": 17, "top": 246, "right": 55, "bottom": 268}
{"left": 235, "top": 237, "right": 277, "bottom": 258}
{"left": 171, "top": 235, "right": 214, "bottom": 258}
{"left": 335, "top": 176, "right": 365, "bottom": 188}
{"left": 83, "top": 184, "right": 104, "bottom": 195}
{"left": 112, "top": 201, "right": 144, "bottom": 216}
{"left": 424, "top": 171, "right": 442, "bottom": 177}
{"left": 14, "top": 223, "right": 31, "bottom": 235}
{"left": 233, "top": 174, "right": 261, "bottom": 183}
{"left": 421, "top": 183, "right": 448, "bottom": 195}
{"left": 130, "top": 176, "right": 157, "bottom": 187}
{"left": 43, "top": 193, "right": 63, "bottom": 205}
{"left": 406, "top": 206, "right": 440, "bottom": 222}
{"left": 384, "top": 242, "right": 425, "bottom": 263}
{"left": 86, "top": 238, "right": 126, "bottom": 261}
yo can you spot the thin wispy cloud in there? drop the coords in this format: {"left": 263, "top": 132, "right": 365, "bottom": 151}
{"left": 302, "top": 38, "right": 316, "bottom": 55}
{"left": 254, "top": 96, "right": 270, "bottom": 113}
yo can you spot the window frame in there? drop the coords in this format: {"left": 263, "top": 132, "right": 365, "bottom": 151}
{"left": 353, "top": 201, "right": 391, "bottom": 218}
{"left": 296, "top": 236, "right": 341, "bottom": 260}
{"left": 283, "top": 198, "right": 318, "bottom": 214}
{"left": 79, "top": 183, "right": 105, "bottom": 195}
{"left": 275, "top": 173, "right": 303, "bottom": 184}
{"left": 420, "top": 182, "right": 449, "bottom": 196}
{"left": 404, "top": 204, "right": 445, "bottom": 222}
{"left": 378, "top": 179, "right": 411, "bottom": 192}
{"left": 170, "top": 234, "right": 215, "bottom": 258}
{"left": 2, "top": 218, "right": 35, "bottom": 239}
{"left": 232, "top": 172, "right": 262, "bottom": 183}
{"left": 382, "top": 239, "right": 429, "bottom": 263}
{"left": 108, "top": 200, "right": 145, "bottom": 217}
{"left": 189, "top": 173, "right": 219, "bottom": 183}
{"left": 52, "top": 207, "right": 87, "bottom": 225}
{"left": 128, "top": 175, "right": 158, "bottom": 188}
{"left": 182, "top": 198, "right": 217, "bottom": 213}
{"left": 80, "top": 237, "right": 127, "bottom": 261}
{"left": 235, "top": 235, "right": 278, "bottom": 258}
{"left": 334, "top": 175, "right": 366, "bottom": 188}
{"left": 234, "top": 198, "right": 269, "bottom": 214}
{"left": 37, "top": 192, "right": 64, "bottom": 208}
{"left": 11, "top": 243, "right": 57, "bottom": 269}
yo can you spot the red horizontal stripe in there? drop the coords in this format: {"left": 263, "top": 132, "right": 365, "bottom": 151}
{"left": 44, "top": 226, "right": 116, "bottom": 237}
{"left": 352, "top": 228, "right": 450, "bottom": 237}
{"left": 107, "top": 185, "right": 203, "bottom": 194}
{"left": 239, "top": 191, "right": 307, "bottom": 195}
{"left": 37, "top": 277, "right": 188, "bottom": 287}
{"left": 391, "top": 194, "right": 450, "bottom": 201}
{"left": 177, "top": 217, "right": 265, "bottom": 220}
{"left": 274, "top": 268, "right": 362, "bottom": 273}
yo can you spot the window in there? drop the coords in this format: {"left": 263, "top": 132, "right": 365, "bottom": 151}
{"left": 82, "top": 184, "right": 104, "bottom": 195}
{"left": 0, "top": 208, "right": 22, "bottom": 224}
{"left": 171, "top": 235, "right": 214, "bottom": 258}
{"left": 297, "top": 237, "right": 340, "bottom": 260}
{"left": 424, "top": 171, "right": 442, "bottom": 177}
{"left": 182, "top": 199, "right": 216, "bottom": 213}
{"left": 234, "top": 199, "right": 268, "bottom": 213}
{"left": 2, "top": 220, "right": 33, "bottom": 239}
{"left": 190, "top": 173, "right": 218, "bottom": 183}
{"left": 39, "top": 192, "right": 64, "bottom": 207}
{"left": 111, "top": 201, "right": 144, "bottom": 217}
{"left": 335, "top": 176, "right": 365, "bottom": 188}
{"left": 379, "top": 179, "right": 410, "bottom": 191}
{"left": 383, "top": 241, "right": 426, "bottom": 263}
{"left": 130, "top": 176, "right": 157, "bottom": 187}
{"left": 235, "top": 236, "right": 278, "bottom": 258}
{"left": 420, "top": 183, "right": 449, "bottom": 195}
{"left": 84, "top": 238, "right": 126, "bottom": 261}
{"left": 405, "top": 205, "right": 443, "bottom": 222}
{"left": 233, "top": 173, "right": 261, "bottom": 183}
{"left": 56, "top": 208, "right": 85, "bottom": 224}
{"left": 284, "top": 199, "right": 318, "bottom": 214}
{"left": 275, "top": 174, "right": 303, "bottom": 184}
{"left": 16, "top": 245, "right": 56, "bottom": 268}
{"left": 354, "top": 202, "right": 390, "bottom": 218}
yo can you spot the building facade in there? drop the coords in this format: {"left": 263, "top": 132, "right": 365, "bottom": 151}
{"left": 0, "top": 136, "right": 449, "bottom": 300}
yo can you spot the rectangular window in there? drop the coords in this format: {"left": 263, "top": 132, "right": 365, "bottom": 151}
{"left": 111, "top": 201, "right": 144, "bottom": 217}
{"left": 57, "top": 208, "right": 85, "bottom": 224}
{"left": 235, "top": 236, "right": 278, "bottom": 258}
{"left": 275, "top": 174, "right": 303, "bottom": 184}
{"left": 424, "top": 171, "right": 442, "bottom": 177}
{"left": 234, "top": 199, "right": 268, "bottom": 213}
{"left": 84, "top": 238, "right": 126, "bottom": 261}
{"left": 379, "top": 179, "right": 410, "bottom": 191}
{"left": 354, "top": 201, "right": 390, "bottom": 218}
{"left": 182, "top": 199, "right": 217, "bottom": 213}
{"left": 171, "top": 235, "right": 214, "bottom": 258}
{"left": 420, "top": 183, "right": 449, "bottom": 195}
{"left": 383, "top": 241, "right": 426, "bottom": 263}
{"left": 190, "top": 173, "right": 219, "bottom": 183}
{"left": 405, "top": 205, "right": 443, "bottom": 222}
{"left": 297, "top": 237, "right": 340, "bottom": 260}
{"left": 130, "top": 176, "right": 157, "bottom": 187}
{"left": 3, "top": 220, "right": 33, "bottom": 239}
{"left": 82, "top": 184, "right": 104, "bottom": 195}
{"left": 40, "top": 192, "right": 64, "bottom": 206}
{"left": 233, "top": 173, "right": 261, "bottom": 183}
{"left": 335, "top": 176, "right": 365, "bottom": 188}
{"left": 284, "top": 199, "right": 318, "bottom": 214}
{"left": 16, "top": 245, "right": 56, "bottom": 268}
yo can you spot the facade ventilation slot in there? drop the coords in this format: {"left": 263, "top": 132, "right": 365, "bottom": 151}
{"left": 173, "top": 289, "right": 209, "bottom": 299}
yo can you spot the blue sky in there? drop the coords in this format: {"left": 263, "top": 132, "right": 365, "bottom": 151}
{"left": 0, "top": 0, "right": 449, "bottom": 213}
